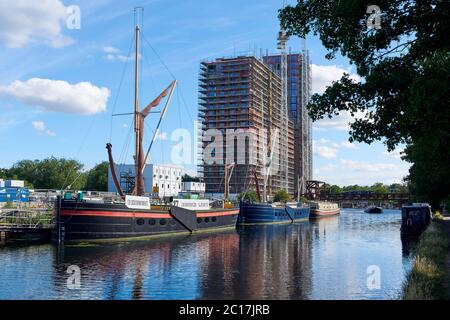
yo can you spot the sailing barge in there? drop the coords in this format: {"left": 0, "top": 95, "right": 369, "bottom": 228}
{"left": 53, "top": 11, "right": 238, "bottom": 243}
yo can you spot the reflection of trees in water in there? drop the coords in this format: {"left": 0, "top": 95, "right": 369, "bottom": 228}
{"left": 400, "top": 232, "right": 420, "bottom": 257}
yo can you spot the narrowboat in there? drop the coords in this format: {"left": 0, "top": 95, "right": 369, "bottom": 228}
{"left": 309, "top": 201, "right": 340, "bottom": 218}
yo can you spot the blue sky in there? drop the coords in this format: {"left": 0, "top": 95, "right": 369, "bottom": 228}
{"left": 0, "top": 0, "right": 409, "bottom": 186}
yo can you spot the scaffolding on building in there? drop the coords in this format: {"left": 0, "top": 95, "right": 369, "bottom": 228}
{"left": 197, "top": 56, "right": 295, "bottom": 197}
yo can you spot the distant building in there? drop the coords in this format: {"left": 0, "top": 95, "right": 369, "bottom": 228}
{"left": 181, "top": 181, "right": 206, "bottom": 194}
{"left": 108, "top": 164, "right": 182, "bottom": 197}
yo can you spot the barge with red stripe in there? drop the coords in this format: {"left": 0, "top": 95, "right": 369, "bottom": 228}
{"left": 53, "top": 198, "right": 239, "bottom": 243}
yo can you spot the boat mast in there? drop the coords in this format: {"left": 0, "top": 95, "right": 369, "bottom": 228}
{"left": 134, "top": 8, "right": 144, "bottom": 196}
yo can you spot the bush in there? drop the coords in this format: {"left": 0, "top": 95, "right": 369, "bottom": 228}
{"left": 273, "top": 189, "right": 291, "bottom": 203}
{"left": 403, "top": 221, "right": 449, "bottom": 299}
{"left": 238, "top": 190, "right": 259, "bottom": 203}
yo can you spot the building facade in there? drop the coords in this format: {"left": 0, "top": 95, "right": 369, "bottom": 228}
{"left": 263, "top": 53, "right": 312, "bottom": 194}
{"left": 198, "top": 56, "right": 295, "bottom": 197}
{"left": 108, "top": 164, "right": 182, "bottom": 197}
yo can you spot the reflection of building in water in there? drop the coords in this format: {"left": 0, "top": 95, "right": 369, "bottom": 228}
{"left": 198, "top": 225, "right": 313, "bottom": 299}
{"left": 311, "top": 216, "right": 340, "bottom": 241}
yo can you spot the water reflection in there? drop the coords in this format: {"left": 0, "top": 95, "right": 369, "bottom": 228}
{"left": 0, "top": 210, "right": 413, "bottom": 300}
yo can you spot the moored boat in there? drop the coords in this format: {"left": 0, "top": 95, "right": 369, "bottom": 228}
{"left": 309, "top": 201, "right": 340, "bottom": 218}
{"left": 238, "top": 201, "right": 310, "bottom": 224}
{"left": 53, "top": 195, "right": 238, "bottom": 242}
{"left": 52, "top": 10, "right": 239, "bottom": 243}
{"left": 364, "top": 206, "right": 383, "bottom": 214}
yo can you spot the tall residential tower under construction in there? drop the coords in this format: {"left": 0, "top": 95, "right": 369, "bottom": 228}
{"left": 198, "top": 52, "right": 311, "bottom": 198}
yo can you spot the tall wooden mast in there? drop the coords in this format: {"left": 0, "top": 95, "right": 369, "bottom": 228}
{"left": 134, "top": 8, "right": 145, "bottom": 196}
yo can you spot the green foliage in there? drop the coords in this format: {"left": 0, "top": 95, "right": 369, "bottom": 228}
{"left": 85, "top": 162, "right": 108, "bottom": 191}
{"left": 298, "top": 195, "right": 309, "bottom": 203}
{"left": 238, "top": 190, "right": 259, "bottom": 203}
{"left": 4, "top": 201, "right": 13, "bottom": 209}
{"left": 279, "top": 1, "right": 449, "bottom": 209}
{"left": 322, "top": 182, "right": 408, "bottom": 194}
{"left": 273, "top": 189, "right": 291, "bottom": 203}
{"left": 4, "top": 157, "right": 85, "bottom": 190}
{"left": 403, "top": 221, "right": 449, "bottom": 299}
{"left": 182, "top": 174, "right": 200, "bottom": 182}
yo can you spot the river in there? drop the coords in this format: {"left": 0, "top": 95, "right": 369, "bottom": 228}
{"left": 0, "top": 209, "right": 414, "bottom": 300}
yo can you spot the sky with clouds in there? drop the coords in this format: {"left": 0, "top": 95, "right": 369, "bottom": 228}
{"left": 0, "top": 0, "right": 409, "bottom": 186}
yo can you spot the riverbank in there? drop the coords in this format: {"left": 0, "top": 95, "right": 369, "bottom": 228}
{"left": 403, "top": 217, "right": 450, "bottom": 299}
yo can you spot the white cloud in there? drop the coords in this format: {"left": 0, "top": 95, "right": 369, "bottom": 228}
{"left": 313, "top": 110, "right": 367, "bottom": 131}
{"left": 156, "top": 131, "right": 169, "bottom": 141}
{"left": 0, "top": 78, "right": 110, "bottom": 115}
{"left": 313, "top": 140, "right": 338, "bottom": 159}
{"left": 341, "top": 141, "right": 357, "bottom": 149}
{"left": 0, "top": 0, "right": 74, "bottom": 48}
{"left": 315, "top": 159, "right": 411, "bottom": 186}
{"left": 32, "top": 120, "right": 56, "bottom": 136}
{"left": 103, "top": 46, "right": 135, "bottom": 62}
{"left": 32, "top": 121, "right": 45, "bottom": 131}
{"left": 312, "top": 64, "right": 360, "bottom": 94}
{"left": 383, "top": 148, "right": 404, "bottom": 160}
{"left": 103, "top": 46, "right": 120, "bottom": 53}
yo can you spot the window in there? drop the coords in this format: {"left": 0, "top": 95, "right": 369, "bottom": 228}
{"left": 136, "top": 218, "right": 145, "bottom": 226}
{"left": 160, "top": 219, "right": 167, "bottom": 226}
{"left": 149, "top": 219, "right": 156, "bottom": 225}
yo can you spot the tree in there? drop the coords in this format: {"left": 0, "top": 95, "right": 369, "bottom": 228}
{"left": 371, "top": 182, "right": 389, "bottom": 194}
{"left": 273, "top": 189, "right": 291, "bottom": 203}
{"left": 238, "top": 190, "right": 259, "bottom": 203}
{"left": 85, "top": 162, "right": 109, "bottom": 191}
{"left": 182, "top": 174, "right": 200, "bottom": 182}
{"left": 7, "top": 157, "right": 85, "bottom": 190}
{"left": 279, "top": 1, "right": 449, "bottom": 209}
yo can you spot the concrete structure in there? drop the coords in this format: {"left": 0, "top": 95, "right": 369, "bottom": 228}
{"left": 108, "top": 164, "right": 182, "bottom": 197}
{"left": 263, "top": 53, "right": 312, "bottom": 194}
{"left": 5, "top": 180, "right": 25, "bottom": 188}
{"left": 181, "top": 181, "right": 206, "bottom": 194}
{"left": 198, "top": 55, "right": 295, "bottom": 196}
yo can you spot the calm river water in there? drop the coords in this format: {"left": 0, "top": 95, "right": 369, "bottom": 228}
{"left": 0, "top": 209, "right": 414, "bottom": 300}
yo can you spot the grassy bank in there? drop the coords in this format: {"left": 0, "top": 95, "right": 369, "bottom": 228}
{"left": 403, "top": 219, "right": 449, "bottom": 299}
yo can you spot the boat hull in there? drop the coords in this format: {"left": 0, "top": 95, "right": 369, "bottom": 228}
{"left": 310, "top": 208, "right": 340, "bottom": 218}
{"left": 53, "top": 200, "right": 239, "bottom": 243}
{"left": 364, "top": 207, "right": 383, "bottom": 214}
{"left": 238, "top": 203, "right": 310, "bottom": 224}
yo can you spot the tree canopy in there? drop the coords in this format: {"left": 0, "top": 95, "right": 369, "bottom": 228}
{"left": 279, "top": 0, "right": 449, "bottom": 209}
{"left": 238, "top": 190, "right": 260, "bottom": 203}
{"left": 273, "top": 189, "right": 291, "bottom": 203}
{"left": 85, "top": 161, "right": 109, "bottom": 191}
{"left": 1, "top": 158, "right": 108, "bottom": 191}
